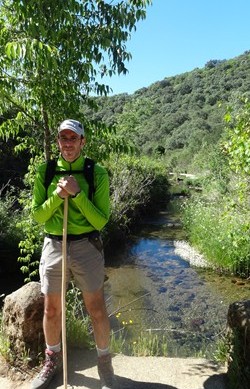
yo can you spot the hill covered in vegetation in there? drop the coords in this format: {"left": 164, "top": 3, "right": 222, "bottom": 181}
{"left": 85, "top": 50, "right": 250, "bottom": 172}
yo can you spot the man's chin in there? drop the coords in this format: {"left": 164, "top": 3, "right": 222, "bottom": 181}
{"left": 62, "top": 152, "right": 79, "bottom": 162}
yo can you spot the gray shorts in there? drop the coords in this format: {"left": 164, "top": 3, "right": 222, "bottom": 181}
{"left": 39, "top": 236, "right": 105, "bottom": 294}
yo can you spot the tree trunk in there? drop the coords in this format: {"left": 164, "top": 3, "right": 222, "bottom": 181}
{"left": 42, "top": 106, "right": 51, "bottom": 161}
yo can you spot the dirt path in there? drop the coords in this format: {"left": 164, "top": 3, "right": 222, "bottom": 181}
{"left": 0, "top": 349, "right": 227, "bottom": 389}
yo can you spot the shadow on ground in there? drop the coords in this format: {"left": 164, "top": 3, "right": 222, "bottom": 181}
{"left": 44, "top": 348, "right": 227, "bottom": 389}
{"left": 48, "top": 375, "right": 178, "bottom": 389}
{"left": 45, "top": 348, "right": 178, "bottom": 389}
{"left": 204, "top": 373, "right": 228, "bottom": 389}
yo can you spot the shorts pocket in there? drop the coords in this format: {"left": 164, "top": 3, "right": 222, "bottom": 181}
{"left": 41, "top": 237, "right": 50, "bottom": 259}
{"left": 88, "top": 233, "right": 103, "bottom": 253}
{"left": 39, "top": 259, "right": 45, "bottom": 289}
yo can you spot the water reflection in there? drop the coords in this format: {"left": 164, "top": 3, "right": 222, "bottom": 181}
{"left": 104, "top": 208, "right": 250, "bottom": 357}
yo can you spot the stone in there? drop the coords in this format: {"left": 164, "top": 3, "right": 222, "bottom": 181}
{"left": 227, "top": 300, "right": 250, "bottom": 389}
{"left": 2, "top": 281, "right": 44, "bottom": 365}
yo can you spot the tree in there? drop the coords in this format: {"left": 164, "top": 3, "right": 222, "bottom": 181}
{"left": 0, "top": 0, "right": 151, "bottom": 280}
{"left": 0, "top": 0, "right": 151, "bottom": 160}
{"left": 115, "top": 97, "right": 154, "bottom": 150}
{"left": 223, "top": 98, "right": 250, "bottom": 175}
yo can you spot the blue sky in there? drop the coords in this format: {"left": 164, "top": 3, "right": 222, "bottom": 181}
{"left": 102, "top": 0, "right": 250, "bottom": 95}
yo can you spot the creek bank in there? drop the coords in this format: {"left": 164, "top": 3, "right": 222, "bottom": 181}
{"left": 173, "top": 240, "right": 212, "bottom": 268}
{"left": 173, "top": 240, "right": 250, "bottom": 290}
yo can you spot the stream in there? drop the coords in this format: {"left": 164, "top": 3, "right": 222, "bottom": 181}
{"left": 1, "top": 199, "right": 249, "bottom": 358}
{"left": 104, "top": 200, "right": 250, "bottom": 357}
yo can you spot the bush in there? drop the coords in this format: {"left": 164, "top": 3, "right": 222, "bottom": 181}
{"left": 66, "top": 283, "right": 94, "bottom": 349}
{"left": 182, "top": 193, "right": 250, "bottom": 277}
{"left": 0, "top": 185, "right": 23, "bottom": 249}
{"left": 14, "top": 153, "right": 169, "bottom": 279}
{"left": 105, "top": 154, "right": 169, "bottom": 242}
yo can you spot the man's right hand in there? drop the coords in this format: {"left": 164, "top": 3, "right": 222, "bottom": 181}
{"left": 56, "top": 185, "right": 70, "bottom": 199}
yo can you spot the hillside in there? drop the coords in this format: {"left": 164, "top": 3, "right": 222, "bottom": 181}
{"left": 85, "top": 51, "right": 250, "bottom": 170}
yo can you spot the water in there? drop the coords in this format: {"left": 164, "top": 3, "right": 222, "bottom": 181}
{"left": 1, "top": 202, "right": 249, "bottom": 357}
{"left": 104, "top": 206, "right": 250, "bottom": 357}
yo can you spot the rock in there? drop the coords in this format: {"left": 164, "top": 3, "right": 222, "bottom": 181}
{"left": 173, "top": 240, "right": 212, "bottom": 268}
{"left": 227, "top": 300, "right": 250, "bottom": 389}
{"left": 2, "top": 282, "right": 44, "bottom": 365}
{"left": 235, "top": 281, "right": 245, "bottom": 286}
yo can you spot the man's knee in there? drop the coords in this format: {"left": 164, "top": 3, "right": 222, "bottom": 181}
{"left": 44, "top": 305, "right": 61, "bottom": 319}
{"left": 83, "top": 290, "right": 107, "bottom": 321}
{"left": 44, "top": 295, "right": 61, "bottom": 318}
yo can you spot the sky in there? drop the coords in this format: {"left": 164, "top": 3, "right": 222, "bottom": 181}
{"left": 101, "top": 0, "right": 250, "bottom": 95}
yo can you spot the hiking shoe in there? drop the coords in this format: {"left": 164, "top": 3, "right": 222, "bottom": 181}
{"left": 30, "top": 349, "right": 62, "bottom": 389}
{"left": 97, "top": 354, "right": 117, "bottom": 389}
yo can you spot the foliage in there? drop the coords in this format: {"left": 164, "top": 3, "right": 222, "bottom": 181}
{"left": 182, "top": 101, "right": 250, "bottom": 277}
{"left": 212, "top": 333, "right": 231, "bottom": 364}
{"left": 0, "top": 313, "right": 12, "bottom": 363}
{"left": 182, "top": 190, "right": 250, "bottom": 277}
{"left": 130, "top": 331, "right": 168, "bottom": 357}
{"left": 180, "top": 95, "right": 250, "bottom": 277}
{"left": 110, "top": 330, "right": 126, "bottom": 354}
{"left": 13, "top": 152, "right": 168, "bottom": 281}
{"left": 0, "top": 184, "right": 23, "bottom": 248}
{"left": 110, "top": 328, "right": 168, "bottom": 356}
{"left": 17, "top": 155, "right": 46, "bottom": 282}
{"left": 105, "top": 154, "right": 168, "bottom": 242}
{"left": 0, "top": 0, "right": 151, "bottom": 158}
{"left": 0, "top": 0, "right": 152, "bottom": 279}
{"left": 85, "top": 51, "right": 250, "bottom": 170}
{"left": 223, "top": 98, "right": 250, "bottom": 175}
{"left": 113, "top": 97, "right": 155, "bottom": 149}
{"left": 66, "top": 283, "right": 94, "bottom": 349}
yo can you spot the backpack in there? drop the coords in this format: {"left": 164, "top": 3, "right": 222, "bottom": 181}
{"left": 44, "top": 157, "right": 95, "bottom": 200}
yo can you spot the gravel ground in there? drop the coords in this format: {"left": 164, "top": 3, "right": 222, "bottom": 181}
{"left": 0, "top": 242, "right": 227, "bottom": 389}
{"left": 0, "top": 349, "right": 227, "bottom": 389}
{"left": 173, "top": 240, "right": 213, "bottom": 268}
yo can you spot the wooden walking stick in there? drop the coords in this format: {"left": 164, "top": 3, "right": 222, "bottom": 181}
{"left": 62, "top": 196, "right": 69, "bottom": 389}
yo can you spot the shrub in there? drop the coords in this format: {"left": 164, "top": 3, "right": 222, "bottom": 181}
{"left": 66, "top": 283, "right": 94, "bottom": 349}
{"left": 105, "top": 154, "right": 169, "bottom": 241}
{"left": 0, "top": 184, "right": 23, "bottom": 249}
{"left": 182, "top": 193, "right": 250, "bottom": 277}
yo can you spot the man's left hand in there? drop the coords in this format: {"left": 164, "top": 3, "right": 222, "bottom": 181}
{"left": 57, "top": 176, "right": 80, "bottom": 196}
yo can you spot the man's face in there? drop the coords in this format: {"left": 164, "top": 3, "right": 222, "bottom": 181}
{"left": 57, "top": 129, "right": 85, "bottom": 162}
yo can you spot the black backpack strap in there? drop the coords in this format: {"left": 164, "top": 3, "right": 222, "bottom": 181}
{"left": 44, "top": 159, "right": 57, "bottom": 198}
{"left": 44, "top": 157, "right": 95, "bottom": 200}
{"left": 84, "top": 157, "right": 95, "bottom": 200}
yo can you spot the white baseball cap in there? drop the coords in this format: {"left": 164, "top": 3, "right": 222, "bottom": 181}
{"left": 58, "top": 119, "right": 84, "bottom": 136}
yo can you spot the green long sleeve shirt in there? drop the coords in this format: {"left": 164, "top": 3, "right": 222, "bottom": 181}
{"left": 32, "top": 155, "right": 110, "bottom": 235}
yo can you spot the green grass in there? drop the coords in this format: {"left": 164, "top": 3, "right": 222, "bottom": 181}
{"left": 0, "top": 325, "right": 12, "bottom": 363}
{"left": 182, "top": 195, "right": 250, "bottom": 277}
{"left": 110, "top": 328, "right": 168, "bottom": 357}
{"left": 66, "top": 283, "right": 94, "bottom": 349}
{"left": 130, "top": 331, "right": 168, "bottom": 357}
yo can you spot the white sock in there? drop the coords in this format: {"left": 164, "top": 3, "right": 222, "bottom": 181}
{"left": 96, "top": 346, "right": 110, "bottom": 357}
{"left": 46, "top": 343, "right": 61, "bottom": 353}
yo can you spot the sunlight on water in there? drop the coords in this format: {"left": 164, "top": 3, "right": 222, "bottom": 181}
{"left": 105, "top": 206, "right": 250, "bottom": 357}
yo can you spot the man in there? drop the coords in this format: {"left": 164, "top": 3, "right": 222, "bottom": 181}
{"left": 31, "top": 119, "right": 115, "bottom": 389}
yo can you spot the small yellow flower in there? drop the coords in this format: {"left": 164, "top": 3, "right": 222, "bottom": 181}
{"left": 129, "top": 320, "right": 133, "bottom": 324}
{"left": 115, "top": 313, "right": 121, "bottom": 318}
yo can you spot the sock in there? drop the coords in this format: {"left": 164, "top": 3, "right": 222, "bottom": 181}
{"left": 46, "top": 343, "right": 61, "bottom": 353}
{"left": 96, "top": 346, "right": 110, "bottom": 357}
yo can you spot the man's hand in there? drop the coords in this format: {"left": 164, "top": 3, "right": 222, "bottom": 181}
{"left": 56, "top": 185, "right": 70, "bottom": 199}
{"left": 57, "top": 176, "right": 81, "bottom": 197}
